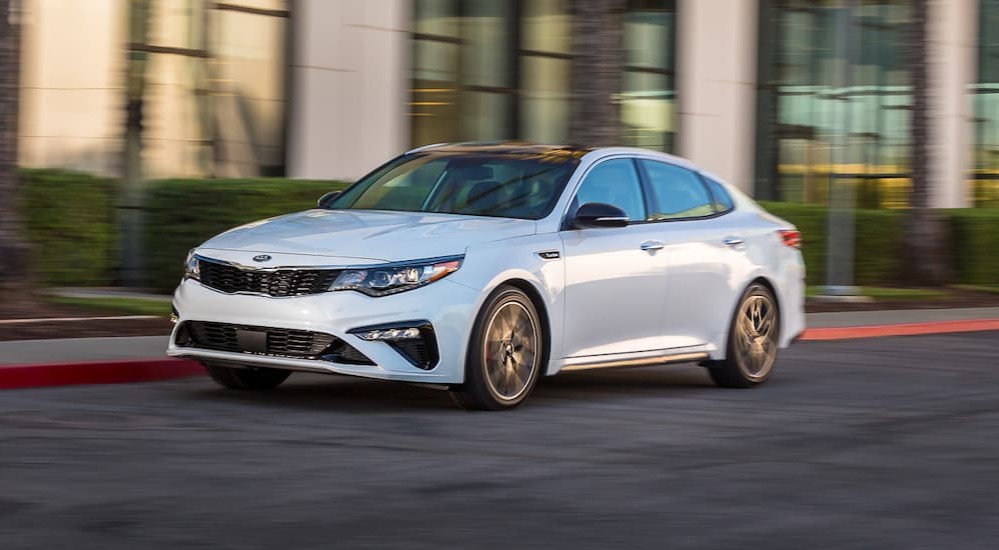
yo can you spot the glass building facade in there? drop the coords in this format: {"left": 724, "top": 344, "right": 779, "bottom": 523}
{"left": 974, "top": 0, "right": 999, "bottom": 207}
{"left": 410, "top": 0, "right": 677, "bottom": 150}
{"left": 142, "top": 0, "right": 290, "bottom": 177}
{"left": 755, "top": 0, "right": 914, "bottom": 207}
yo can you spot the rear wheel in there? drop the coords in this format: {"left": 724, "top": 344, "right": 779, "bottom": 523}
{"left": 452, "top": 286, "right": 544, "bottom": 410}
{"left": 707, "top": 283, "right": 780, "bottom": 388}
{"left": 203, "top": 363, "right": 291, "bottom": 390}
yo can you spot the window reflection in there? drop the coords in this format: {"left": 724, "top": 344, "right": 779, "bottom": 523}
{"left": 622, "top": 0, "right": 677, "bottom": 152}
{"left": 520, "top": 0, "right": 573, "bottom": 144}
{"left": 411, "top": 0, "right": 574, "bottom": 146}
{"left": 756, "top": 0, "right": 913, "bottom": 208}
{"left": 974, "top": 0, "right": 999, "bottom": 207}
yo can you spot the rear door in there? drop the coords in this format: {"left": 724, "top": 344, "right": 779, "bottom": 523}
{"left": 636, "top": 159, "right": 739, "bottom": 348}
{"left": 559, "top": 158, "right": 671, "bottom": 358}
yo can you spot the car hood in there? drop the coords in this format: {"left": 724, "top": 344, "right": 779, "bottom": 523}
{"left": 198, "top": 209, "right": 538, "bottom": 263}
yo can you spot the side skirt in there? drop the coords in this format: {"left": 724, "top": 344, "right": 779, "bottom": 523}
{"left": 559, "top": 350, "right": 711, "bottom": 373}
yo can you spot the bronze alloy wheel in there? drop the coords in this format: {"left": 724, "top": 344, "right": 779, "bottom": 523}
{"left": 452, "top": 285, "right": 544, "bottom": 410}
{"left": 707, "top": 283, "right": 780, "bottom": 388}
{"left": 734, "top": 292, "right": 778, "bottom": 379}
{"left": 482, "top": 300, "right": 540, "bottom": 402}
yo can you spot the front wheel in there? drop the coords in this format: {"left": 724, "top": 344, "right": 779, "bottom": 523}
{"left": 707, "top": 283, "right": 780, "bottom": 388}
{"left": 452, "top": 286, "right": 544, "bottom": 410}
{"left": 203, "top": 363, "right": 291, "bottom": 390}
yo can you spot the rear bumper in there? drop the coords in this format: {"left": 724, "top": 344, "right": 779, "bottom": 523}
{"left": 167, "top": 278, "right": 480, "bottom": 384}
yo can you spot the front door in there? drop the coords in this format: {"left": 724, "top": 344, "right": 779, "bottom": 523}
{"left": 560, "top": 158, "right": 669, "bottom": 358}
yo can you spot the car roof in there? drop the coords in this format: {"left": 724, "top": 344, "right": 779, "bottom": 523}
{"left": 406, "top": 141, "right": 697, "bottom": 170}
{"left": 407, "top": 141, "right": 592, "bottom": 156}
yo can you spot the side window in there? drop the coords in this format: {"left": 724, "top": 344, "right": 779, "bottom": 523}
{"left": 639, "top": 160, "right": 715, "bottom": 221}
{"left": 573, "top": 159, "right": 646, "bottom": 222}
{"left": 702, "top": 175, "right": 735, "bottom": 213}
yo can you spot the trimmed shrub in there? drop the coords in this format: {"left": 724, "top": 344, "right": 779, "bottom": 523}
{"left": 947, "top": 208, "right": 999, "bottom": 285}
{"left": 16, "top": 169, "right": 999, "bottom": 291}
{"left": 20, "top": 169, "right": 118, "bottom": 286}
{"left": 763, "top": 201, "right": 998, "bottom": 286}
{"left": 143, "top": 178, "right": 349, "bottom": 291}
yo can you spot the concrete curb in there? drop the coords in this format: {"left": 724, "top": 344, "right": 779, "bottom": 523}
{"left": 0, "top": 358, "right": 203, "bottom": 390}
{"left": 1, "top": 319, "right": 997, "bottom": 390}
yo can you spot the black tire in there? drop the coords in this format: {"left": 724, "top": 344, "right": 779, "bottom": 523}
{"left": 452, "top": 285, "right": 545, "bottom": 410}
{"left": 203, "top": 363, "right": 291, "bottom": 390}
{"left": 707, "top": 282, "right": 781, "bottom": 388}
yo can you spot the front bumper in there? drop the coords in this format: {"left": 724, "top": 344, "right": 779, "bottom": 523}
{"left": 167, "top": 278, "right": 481, "bottom": 384}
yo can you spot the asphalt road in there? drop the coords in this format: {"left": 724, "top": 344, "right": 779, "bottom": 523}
{"left": 1, "top": 332, "right": 997, "bottom": 549}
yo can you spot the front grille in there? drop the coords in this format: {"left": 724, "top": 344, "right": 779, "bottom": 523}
{"left": 178, "top": 321, "right": 374, "bottom": 365}
{"left": 199, "top": 259, "right": 340, "bottom": 297}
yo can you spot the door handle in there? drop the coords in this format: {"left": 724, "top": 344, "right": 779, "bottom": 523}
{"left": 723, "top": 236, "right": 745, "bottom": 247}
{"left": 640, "top": 240, "right": 665, "bottom": 252}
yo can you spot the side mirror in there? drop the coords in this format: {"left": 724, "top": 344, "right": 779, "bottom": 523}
{"left": 317, "top": 191, "right": 341, "bottom": 209}
{"left": 572, "top": 202, "right": 630, "bottom": 229}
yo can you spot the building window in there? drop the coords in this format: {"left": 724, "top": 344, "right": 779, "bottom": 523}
{"left": 519, "top": 0, "right": 573, "bottom": 144}
{"left": 622, "top": 0, "right": 677, "bottom": 152}
{"left": 973, "top": 0, "right": 999, "bottom": 207}
{"left": 755, "top": 0, "right": 913, "bottom": 207}
{"left": 412, "top": 0, "right": 463, "bottom": 145}
{"left": 412, "top": 0, "right": 572, "bottom": 146}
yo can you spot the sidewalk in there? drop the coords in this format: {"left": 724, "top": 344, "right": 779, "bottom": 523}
{"left": 1, "top": 307, "right": 997, "bottom": 390}
{"left": 0, "top": 336, "right": 169, "bottom": 365}
{"left": 806, "top": 306, "right": 999, "bottom": 328}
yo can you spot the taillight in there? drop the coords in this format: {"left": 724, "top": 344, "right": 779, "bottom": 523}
{"left": 778, "top": 229, "right": 801, "bottom": 249}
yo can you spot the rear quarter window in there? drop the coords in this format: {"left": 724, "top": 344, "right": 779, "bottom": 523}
{"left": 701, "top": 175, "right": 735, "bottom": 213}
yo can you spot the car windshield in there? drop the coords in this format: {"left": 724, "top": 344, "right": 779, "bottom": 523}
{"left": 327, "top": 151, "right": 581, "bottom": 220}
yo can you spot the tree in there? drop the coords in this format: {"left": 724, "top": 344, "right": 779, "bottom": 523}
{"left": 903, "top": 0, "right": 950, "bottom": 285}
{"left": 0, "top": 0, "right": 30, "bottom": 295}
{"left": 569, "top": 0, "right": 626, "bottom": 147}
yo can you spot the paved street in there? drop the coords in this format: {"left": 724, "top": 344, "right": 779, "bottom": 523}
{"left": 1, "top": 331, "right": 997, "bottom": 549}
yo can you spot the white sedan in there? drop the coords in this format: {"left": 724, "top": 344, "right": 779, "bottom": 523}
{"left": 168, "top": 143, "right": 805, "bottom": 410}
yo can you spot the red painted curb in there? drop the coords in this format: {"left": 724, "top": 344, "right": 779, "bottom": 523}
{"left": 2, "top": 319, "right": 997, "bottom": 390}
{"left": 0, "top": 358, "right": 204, "bottom": 390}
{"left": 801, "top": 318, "right": 999, "bottom": 341}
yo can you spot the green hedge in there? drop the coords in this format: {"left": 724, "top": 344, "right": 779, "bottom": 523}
{"left": 143, "top": 178, "right": 349, "bottom": 291}
{"left": 946, "top": 209, "right": 999, "bottom": 285}
{"left": 21, "top": 169, "right": 118, "bottom": 286}
{"left": 761, "top": 201, "right": 999, "bottom": 286}
{"left": 16, "top": 171, "right": 999, "bottom": 291}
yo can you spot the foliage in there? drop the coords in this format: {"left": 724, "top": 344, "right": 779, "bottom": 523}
{"left": 46, "top": 295, "right": 171, "bottom": 317}
{"left": 143, "top": 178, "right": 349, "bottom": 291}
{"left": 945, "top": 209, "right": 999, "bottom": 285}
{"left": 21, "top": 169, "right": 119, "bottom": 286}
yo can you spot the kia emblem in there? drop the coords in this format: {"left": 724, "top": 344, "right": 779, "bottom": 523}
{"left": 252, "top": 254, "right": 272, "bottom": 262}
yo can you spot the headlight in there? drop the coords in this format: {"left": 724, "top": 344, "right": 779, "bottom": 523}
{"left": 330, "top": 256, "right": 463, "bottom": 297}
{"left": 184, "top": 250, "right": 200, "bottom": 280}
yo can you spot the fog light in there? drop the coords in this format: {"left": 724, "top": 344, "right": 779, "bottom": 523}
{"left": 348, "top": 321, "right": 439, "bottom": 370}
{"left": 356, "top": 327, "right": 421, "bottom": 341}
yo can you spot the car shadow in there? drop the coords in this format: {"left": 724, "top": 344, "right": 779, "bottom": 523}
{"left": 179, "top": 364, "right": 721, "bottom": 413}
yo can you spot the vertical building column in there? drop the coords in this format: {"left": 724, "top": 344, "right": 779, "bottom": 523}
{"left": 676, "top": 0, "right": 759, "bottom": 193}
{"left": 929, "top": 0, "right": 978, "bottom": 208}
{"left": 288, "top": 0, "right": 410, "bottom": 180}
